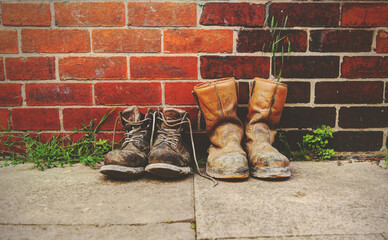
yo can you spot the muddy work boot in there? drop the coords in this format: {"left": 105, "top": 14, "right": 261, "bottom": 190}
{"left": 193, "top": 77, "right": 249, "bottom": 179}
{"left": 100, "top": 106, "right": 153, "bottom": 179}
{"left": 245, "top": 78, "right": 291, "bottom": 178}
{"left": 145, "top": 108, "right": 192, "bottom": 178}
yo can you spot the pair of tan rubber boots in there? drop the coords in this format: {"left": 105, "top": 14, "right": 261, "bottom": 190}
{"left": 193, "top": 77, "right": 291, "bottom": 180}
{"left": 100, "top": 107, "right": 192, "bottom": 179}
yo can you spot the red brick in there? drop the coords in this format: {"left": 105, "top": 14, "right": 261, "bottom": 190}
{"left": 55, "top": 2, "right": 124, "bottom": 27}
{"left": 26, "top": 83, "right": 92, "bottom": 106}
{"left": 0, "top": 30, "right": 18, "bottom": 54}
{"left": 0, "top": 58, "right": 4, "bottom": 80}
{"left": 0, "top": 83, "right": 22, "bottom": 106}
{"left": 341, "top": 57, "right": 388, "bottom": 79}
{"left": 200, "top": 3, "right": 265, "bottom": 27}
{"left": 2, "top": 3, "right": 51, "bottom": 26}
{"left": 376, "top": 30, "right": 388, "bottom": 53}
{"left": 200, "top": 56, "right": 269, "bottom": 79}
{"left": 0, "top": 109, "right": 10, "bottom": 130}
{"left": 128, "top": 2, "right": 196, "bottom": 27}
{"left": 237, "top": 30, "right": 307, "bottom": 53}
{"left": 0, "top": 133, "right": 25, "bottom": 154}
{"left": 283, "top": 82, "right": 310, "bottom": 104}
{"left": 130, "top": 57, "right": 197, "bottom": 80}
{"left": 6, "top": 57, "right": 55, "bottom": 80}
{"left": 63, "top": 107, "right": 125, "bottom": 131}
{"left": 95, "top": 82, "right": 161, "bottom": 105}
{"left": 59, "top": 57, "right": 127, "bottom": 80}
{"left": 310, "top": 30, "right": 373, "bottom": 52}
{"left": 279, "top": 107, "right": 336, "bottom": 129}
{"left": 342, "top": 3, "right": 388, "bottom": 27}
{"left": 165, "top": 82, "right": 199, "bottom": 105}
{"left": 164, "top": 29, "right": 233, "bottom": 53}
{"left": 315, "top": 81, "right": 383, "bottom": 104}
{"left": 22, "top": 29, "right": 90, "bottom": 53}
{"left": 275, "top": 56, "right": 339, "bottom": 78}
{"left": 270, "top": 3, "right": 339, "bottom": 27}
{"left": 238, "top": 81, "right": 249, "bottom": 104}
{"left": 12, "top": 108, "right": 60, "bottom": 130}
{"left": 97, "top": 132, "right": 125, "bottom": 144}
{"left": 339, "top": 107, "right": 388, "bottom": 128}
{"left": 92, "top": 29, "right": 160, "bottom": 53}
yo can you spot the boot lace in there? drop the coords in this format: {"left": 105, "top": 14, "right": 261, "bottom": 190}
{"left": 150, "top": 111, "right": 218, "bottom": 187}
{"left": 112, "top": 115, "right": 150, "bottom": 150}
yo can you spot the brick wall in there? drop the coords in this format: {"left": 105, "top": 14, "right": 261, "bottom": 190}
{"left": 0, "top": 1, "right": 387, "bottom": 154}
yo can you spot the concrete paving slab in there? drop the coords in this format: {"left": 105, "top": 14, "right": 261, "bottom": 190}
{"left": 221, "top": 234, "right": 385, "bottom": 240}
{"left": 194, "top": 161, "right": 388, "bottom": 239}
{"left": 0, "top": 163, "right": 194, "bottom": 225}
{"left": 0, "top": 222, "right": 195, "bottom": 240}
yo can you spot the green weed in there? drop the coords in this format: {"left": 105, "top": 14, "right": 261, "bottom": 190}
{"left": 0, "top": 109, "right": 116, "bottom": 170}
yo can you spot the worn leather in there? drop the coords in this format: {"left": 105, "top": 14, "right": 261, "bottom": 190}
{"left": 194, "top": 77, "right": 249, "bottom": 179}
{"left": 245, "top": 78, "right": 290, "bottom": 174}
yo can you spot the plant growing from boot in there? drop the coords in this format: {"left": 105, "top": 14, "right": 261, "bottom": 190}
{"left": 0, "top": 109, "right": 116, "bottom": 170}
{"left": 263, "top": 15, "right": 291, "bottom": 82}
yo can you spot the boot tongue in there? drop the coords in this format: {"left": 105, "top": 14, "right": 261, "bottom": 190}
{"left": 121, "top": 106, "right": 142, "bottom": 126}
{"left": 161, "top": 108, "right": 185, "bottom": 129}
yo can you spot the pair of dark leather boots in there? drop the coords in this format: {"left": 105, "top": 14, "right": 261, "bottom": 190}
{"left": 100, "top": 107, "right": 192, "bottom": 179}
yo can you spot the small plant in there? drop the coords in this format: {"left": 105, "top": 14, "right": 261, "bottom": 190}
{"left": 303, "top": 125, "right": 335, "bottom": 160}
{"left": 0, "top": 109, "right": 115, "bottom": 170}
{"left": 263, "top": 15, "right": 291, "bottom": 81}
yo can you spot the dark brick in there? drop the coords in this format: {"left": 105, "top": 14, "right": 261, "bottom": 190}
{"left": 341, "top": 57, "right": 388, "bottom": 79}
{"left": 283, "top": 82, "right": 310, "bottom": 103}
{"left": 385, "top": 82, "right": 388, "bottom": 103}
{"left": 342, "top": 3, "right": 388, "bottom": 27}
{"left": 191, "top": 132, "right": 211, "bottom": 158}
{"left": 12, "top": 108, "right": 60, "bottom": 130}
{"left": 316, "top": 81, "right": 383, "bottom": 104}
{"left": 238, "top": 81, "right": 249, "bottom": 104}
{"left": 269, "top": 3, "right": 339, "bottom": 27}
{"left": 201, "top": 56, "right": 269, "bottom": 79}
{"left": 200, "top": 3, "right": 265, "bottom": 27}
{"left": 237, "top": 30, "right": 307, "bottom": 53}
{"left": 273, "top": 130, "right": 312, "bottom": 151}
{"left": 275, "top": 56, "right": 339, "bottom": 78}
{"left": 310, "top": 30, "right": 373, "bottom": 52}
{"left": 279, "top": 107, "right": 336, "bottom": 129}
{"left": 339, "top": 107, "right": 388, "bottom": 128}
{"left": 330, "top": 131, "right": 383, "bottom": 152}
{"left": 237, "top": 106, "right": 248, "bottom": 124}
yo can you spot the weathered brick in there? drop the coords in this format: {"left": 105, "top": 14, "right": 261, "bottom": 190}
{"left": 164, "top": 29, "right": 233, "bottom": 53}
{"left": 55, "top": 2, "right": 125, "bottom": 27}
{"left": 342, "top": 3, "right": 388, "bottom": 27}
{"left": 0, "top": 109, "right": 10, "bottom": 130}
{"left": 269, "top": 3, "right": 339, "bottom": 27}
{"left": 201, "top": 56, "right": 269, "bottom": 79}
{"left": 283, "top": 82, "right": 310, "bottom": 103}
{"left": 22, "top": 29, "right": 90, "bottom": 53}
{"left": 165, "top": 82, "right": 198, "bottom": 105}
{"left": 6, "top": 57, "right": 55, "bottom": 80}
{"left": 0, "top": 84, "right": 22, "bottom": 106}
{"left": 331, "top": 131, "right": 383, "bottom": 152}
{"left": 339, "top": 107, "right": 388, "bottom": 128}
{"left": 274, "top": 56, "right": 339, "bottom": 79}
{"left": 95, "top": 82, "right": 161, "bottom": 105}
{"left": 0, "top": 133, "right": 25, "bottom": 154}
{"left": 315, "top": 81, "right": 383, "bottom": 104}
{"left": 200, "top": 3, "right": 265, "bottom": 27}
{"left": 310, "top": 30, "right": 373, "bottom": 52}
{"left": 2, "top": 3, "right": 51, "bottom": 26}
{"left": 0, "top": 30, "right": 18, "bottom": 54}
{"left": 93, "top": 29, "right": 160, "bottom": 53}
{"left": 237, "top": 106, "right": 248, "bottom": 124}
{"left": 26, "top": 83, "right": 93, "bottom": 106}
{"left": 386, "top": 82, "right": 388, "bottom": 103}
{"left": 128, "top": 2, "right": 196, "bottom": 27}
{"left": 237, "top": 30, "right": 307, "bottom": 53}
{"left": 12, "top": 108, "right": 60, "bottom": 130}
{"left": 130, "top": 57, "right": 197, "bottom": 80}
{"left": 376, "top": 30, "right": 388, "bottom": 53}
{"left": 63, "top": 108, "right": 124, "bottom": 131}
{"left": 341, "top": 57, "right": 388, "bottom": 79}
{"left": 59, "top": 57, "right": 127, "bottom": 80}
{"left": 279, "top": 107, "right": 336, "bottom": 128}
{"left": 0, "top": 58, "right": 4, "bottom": 80}
{"left": 238, "top": 81, "right": 250, "bottom": 104}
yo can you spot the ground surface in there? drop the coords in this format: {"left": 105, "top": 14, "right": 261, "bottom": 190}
{"left": 0, "top": 161, "right": 387, "bottom": 240}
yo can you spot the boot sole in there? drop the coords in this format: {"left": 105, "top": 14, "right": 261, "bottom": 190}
{"left": 250, "top": 166, "right": 291, "bottom": 179}
{"left": 100, "top": 165, "right": 144, "bottom": 179}
{"left": 206, "top": 167, "right": 249, "bottom": 179}
{"left": 145, "top": 163, "right": 191, "bottom": 178}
